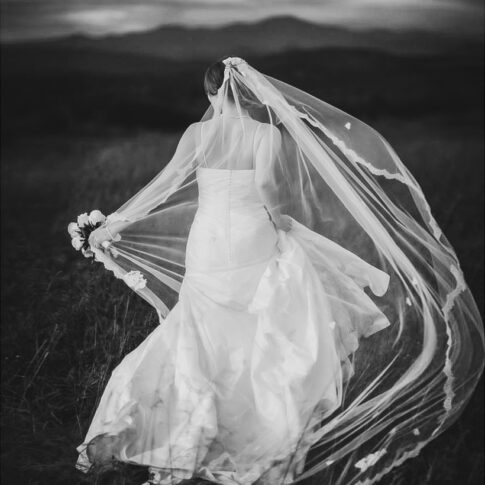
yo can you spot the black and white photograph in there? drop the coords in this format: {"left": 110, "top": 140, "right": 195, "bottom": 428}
{"left": 1, "top": 1, "right": 484, "bottom": 484}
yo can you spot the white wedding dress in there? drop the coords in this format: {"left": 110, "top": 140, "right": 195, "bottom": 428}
{"left": 77, "top": 164, "right": 391, "bottom": 484}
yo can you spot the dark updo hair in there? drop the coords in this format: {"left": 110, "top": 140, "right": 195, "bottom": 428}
{"left": 203, "top": 55, "right": 260, "bottom": 109}
{"left": 203, "top": 56, "right": 228, "bottom": 97}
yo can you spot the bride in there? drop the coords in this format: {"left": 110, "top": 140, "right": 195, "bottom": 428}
{"left": 75, "top": 57, "right": 484, "bottom": 485}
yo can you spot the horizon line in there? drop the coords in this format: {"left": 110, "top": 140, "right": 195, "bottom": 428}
{"left": 1, "top": 13, "right": 483, "bottom": 45}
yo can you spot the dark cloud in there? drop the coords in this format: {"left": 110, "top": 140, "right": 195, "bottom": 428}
{"left": 1, "top": 0, "right": 483, "bottom": 42}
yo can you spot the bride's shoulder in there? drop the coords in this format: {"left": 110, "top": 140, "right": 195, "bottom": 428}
{"left": 181, "top": 121, "right": 203, "bottom": 141}
{"left": 256, "top": 121, "right": 281, "bottom": 144}
{"left": 257, "top": 121, "right": 280, "bottom": 132}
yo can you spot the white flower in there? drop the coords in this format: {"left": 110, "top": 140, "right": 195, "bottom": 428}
{"left": 88, "top": 209, "right": 106, "bottom": 226}
{"left": 71, "top": 237, "right": 84, "bottom": 251}
{"left": 77, "top": 212, "right": 90, "bottom": 228}
{"left": 123, "top": 271, "right": 147, "bottom": 291}
{"left": 67, "top": 222, "right": 80, "bottom": 238}
{"left": 345, "top": 122, "right": 352, "bottom": 130}
{"left": 81, "top": 247, "right": 94, "bottom": 258}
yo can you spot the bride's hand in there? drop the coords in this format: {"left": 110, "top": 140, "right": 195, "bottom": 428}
{"left": 89, "top": 227, "right": 114, "bottom": 249}
{"left": 275, "top": 214, "right": 292, "bottom": 232}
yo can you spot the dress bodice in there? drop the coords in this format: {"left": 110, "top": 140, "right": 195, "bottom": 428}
{"left": 196, "top": 167, "right": 264, "bottom": 213}
{"left": 187, "top": 167, "right": 277, "bottom": 272}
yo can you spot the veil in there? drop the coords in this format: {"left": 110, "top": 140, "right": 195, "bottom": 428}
{"left": 91, "top": 57, "right": 484, "bottom": 483}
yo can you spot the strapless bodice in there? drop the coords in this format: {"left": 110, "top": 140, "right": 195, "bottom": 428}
{"left": 196, "top": 167, "right": 264, "bottom": 213}
{"left": 186, "top": 167, "right": 277, "bottom": 272}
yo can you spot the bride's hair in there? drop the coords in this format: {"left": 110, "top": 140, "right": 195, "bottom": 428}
{"left": 203, "top": 57, "right": 227, "bottom": 97}
{"left": 204, "top": 56, "right": 261, "bottom": 109}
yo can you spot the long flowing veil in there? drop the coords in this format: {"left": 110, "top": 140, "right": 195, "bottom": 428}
{"left": 91, "top": 57, "right": 484, "bottom": 483}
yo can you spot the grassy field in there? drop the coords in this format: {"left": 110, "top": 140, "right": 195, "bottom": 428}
{"left": 1, "top": 115, "right": 483, "bottom": 484}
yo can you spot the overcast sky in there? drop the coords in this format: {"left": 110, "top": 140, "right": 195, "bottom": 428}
{"left": 1, "top": 0, "right": 483, "bottom": 42}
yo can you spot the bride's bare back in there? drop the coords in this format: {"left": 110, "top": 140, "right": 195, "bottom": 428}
{"left": 196, "top": 117, "right": 271, "bottom": 171}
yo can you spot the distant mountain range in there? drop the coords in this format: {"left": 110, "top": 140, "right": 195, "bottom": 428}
{"left": 2, "top": 16, "right": 482, "bottom": 136}
{"left": 4, "top": 16, "right": 482, "bottom": 61}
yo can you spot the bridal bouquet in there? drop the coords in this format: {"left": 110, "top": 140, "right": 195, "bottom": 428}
{"left": 67, "top": 210, "right": 107, "bottom": 259}
{"left": 68, "top": 210, "right": 147, "bottom": 290}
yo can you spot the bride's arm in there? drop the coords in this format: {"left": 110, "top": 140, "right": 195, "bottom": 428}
{"left": 89, "top": 220, "right": 129, "bottom": 248}
{"left": 90, "top": 123, "right": 199, "bottom": 248}
{"left": 254, "top": 124, "right": 291, "bottom": 232}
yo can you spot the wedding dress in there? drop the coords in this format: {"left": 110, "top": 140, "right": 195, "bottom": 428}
{"left": 77, "top": 153, "right": 391, "bottom": 485}
{"left": 75, "top": 57, "right": 484, "bottom": 485}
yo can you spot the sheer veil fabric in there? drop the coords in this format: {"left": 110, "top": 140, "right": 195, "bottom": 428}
{"left": 77, "top": 57, "right": 484, "bottom": 484}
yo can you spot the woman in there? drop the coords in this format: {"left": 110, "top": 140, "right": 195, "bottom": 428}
{"left": 76, "top": 57, "right": 484, "bottom": 485}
